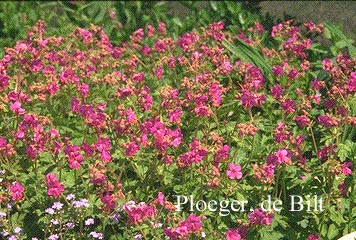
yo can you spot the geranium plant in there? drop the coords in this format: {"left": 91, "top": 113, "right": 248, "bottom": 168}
{"left": 0, "top": 17, "right": 355, "bottom": 240}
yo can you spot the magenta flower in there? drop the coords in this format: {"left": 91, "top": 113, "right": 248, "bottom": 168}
{"left": 126, "top": 108, "right": 137, "bottom": 124}
{"left": 124, "top": 201, "right": 157, "bottom": 225}
{"left": 295, "top": 115, "right": 310, "bottom": 127}
{"left": 307, "top": 234, "right": 319, "bottom": 240}
{"left": 226, "top": 227, "right": 248, "bottom": 240}
{"left": 272, "top": 65, "right": 284, "bottom": 77}
{"left": 342, "top": 162, "right": 352, "bottom": 176}
{"left": 0, "top": 74, "right": 10, "bottom": 90}
{"left": 227, "top": 163, "right": 243, "bottom": 180}
{"left": 132, "top": 72, "right": 144, "bottom": 82}
{"left": 157, "top": 192, "right": 165, "bottom": 205}
{"left": 45, "top": 173, "right": 65, "bottom": 198}
{"left": 213, "top": 144, "right": 230, "bottom": 165}
{"left": 101, "top": 193, "right": 116, "bottom": 211}
{"left": 271, "top": 84, "right": 283, "bottom": 99}
{"left": 65, "top": 145, "right": 84, "bottom": 170}
{"left": 10, "top": 101, "right": 25, "bottom": 115}
{"left": 125, "top": 141, "right": 140, "bottom": 157}
{"left": 318, "top": 114, "right": 339, "bottom": 128}
{"left": 281, "top": 98, "right": 296, "bottom": 114}
{"left": 10, "top": 182, "right": 25, "bottom": 201}
{"left": 347, "top": 72, "right": 356, "bottom": 92}
{"left": 248, "top": 208, "right": 274, "bottom": 226}
{"left": 275, "top": 149, "right": 291, "bottom": 165}
{"left": 169, "top": 109, "right": 182, "bottom": 124}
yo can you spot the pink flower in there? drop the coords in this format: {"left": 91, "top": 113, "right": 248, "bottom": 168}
{"left": 317, "top": 145, "right": 336, "bottom": 160}
{"left": 45, "top": 173, "right": 65, "bottom": 198}
{"left": 213, "top": 145, "right": 230, "bottom": 165}
{"left": 226, "top": 227, "right": 248, "bottom": 240}
{"left": 240, "top": 93, "right": 266, "bottom": 109}
{"left": 295, "top": 115, "right": 310, "bottom": 127}
{"left": 254, "top": 21, "right": 265, "bottom": 34}
{"left": 65, "top": 145, "right": 84, "bottom": 170}
{"left": 124, "top": 201, "right": 157, "bottom": 225}
{"left": 245, "top": 66, "right": 264, "bottom": 89}
{"left": 164, "top": 214, "right": 202, "bottom": 238}
{"left": 227, "top": 163, "right": 243, "bottom": 180}
{"left": 179, "top": 138, "right": 208, "bottom": 167}
{"left": 95, "top": 137, "right": 111, "bottom": 152}
{"left": 155, "top": 67, "right": 163, "bottom": 79}
{"left": 347, "top": 72, "right": 356, "bottom": 92}
{"left": 270, "top": 84, "right": 283, "bottom": 99}
{"left": 194, "top": 103, "right": 211, "bottom": 117}
{"left": 180, "top": 214, "right": 202, "bottom": 233}
{"left": 126, "top": 108, "right": 137, "bottom": 124}
{"left": 132, "top": 72, "right": 145, "bottom": 82}
{"left": 141, "top": 45, "right": 151, "bottom": 55}
{"left": 169, "top": 109, "right": 182, "bottom": 124}
{"left": 281, "top": 98, "right": 296, "bottom": 114}
{"left": 100, "top": 151, "right": 111, "bottom": 163}
{"left": 79, "top": 83, "right": 89, "bottom": 98}
{"left": 275, "top": 149, "right": 291, "bottom": 165}
{"left": 342, "top": 162, "right": 352, "bottom": 176}
{"left": 0, "top": 74, "right": 9, "bottom": 90}
{"left": 157, "top": 192, "right": 165, "bottom": 205}
{"left": 125, "top": 141, "right": 140, "bottom": 157}
{"left": 10, "top": 181, "right": 25, "bottom": 201}
{"left": 272, "top": 65, "right": 284, "bottom": 77}
{"left": 248, "top": 208, "right": 274, "bottom": 226}
{"left": 307, "top": 234, "right": 319, "bottom": 240}
{"left": 101, "top": 193, "right": 116, "bottom": 211}
{"left": 318, "top": 114, "right": 339, "bottom": 128}
{"left": 220, "top": 61, "right": 233, "bottom": 75}
{"left": 10, "top": 101, "right": 25, "bottom": 115}
{"left": 31, "top": 59, "right": 43, "bottom": 72}
{"left": 209, "top": 82, "right": 224, "bottom": 107}
{"left": 287, "top": 68, "right": 298, "bottom": 80}
{"left": 154, "top": 40, "right": 167, "bottom": 52}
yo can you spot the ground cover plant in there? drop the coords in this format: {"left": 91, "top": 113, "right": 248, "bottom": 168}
{"left": 0, "top": 13, "right": 355, "bottom": 240}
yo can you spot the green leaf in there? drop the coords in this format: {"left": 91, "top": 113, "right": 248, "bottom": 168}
{"left": 209, "top": 1, "right": 218, "bottom": 11}
{"left": 222, "top": 38, "right": 273, "bottom": 85}
{"left": 327, "top": 224, "right": 340, "bottom": 239}
{"left": 94, "top": 5, "right": 106, "bottom": 23}
{"left": 324, "top": 22, "right": 356, "bottom": 58}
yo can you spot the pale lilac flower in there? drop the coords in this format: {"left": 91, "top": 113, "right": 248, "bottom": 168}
{"left": 90, "top": 232, "right": 103, "bottom": 239}
{"left": 52, "top": 202, "right": 63, "bottom": 210}
{"left": 45, "top": 208, "right": 55, "bottom": 215}
{"left": 151, "top": 222, "right": 162, "bottom": 228}
{"left": 134, "top": 234, "right": 142, "bottom": 239}
{"left": 48, "top": 234, "right": 59, "bottom": 240}
{"left": 66, "top": 222, "right": 75, "bottom": 229}
{"left": 110, "top": 213, "right": 121, "bottom": 223}
{"left": 50, "top": 219, "right": 59, "bottom": 225}
{"left": 66, "top": 194, "right": 75, "bottom": 201}
{"left": 72, "top": 199, "right": 89, "bottom": 208}
{"left": 85, "top": 218, "right": 94, "bottom": 226}
{"left": 8, "top": 235, "right": 17, "bottom": 240}
{"left": 13, "top": 227, "right": 22, "bottom": 234}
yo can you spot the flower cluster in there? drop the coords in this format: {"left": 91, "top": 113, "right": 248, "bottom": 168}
{"left": 0, "top": 16, "right": 354, "bottom": 239}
